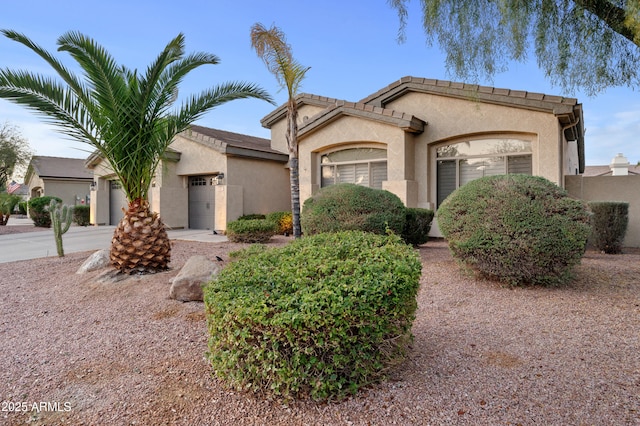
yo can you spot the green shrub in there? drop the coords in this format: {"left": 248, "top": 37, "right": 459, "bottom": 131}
{"left": 402, "top": 208, "right": 434, "bottom": 245}
{"left": 226, "top": 219, "right": 276, "bottom": 243}
{"left": 0, "top": 194, "right": 21, "bottom": 225}
{"left": 238, "top": 213, "right": 266, "bottom": 221}
{"left": 18, "top": 201, "right": 27, "bottom": 215}
{"left": 437, "top": 175, "right": 590, "bottom": 286}
{"left": 73, "top": 204, "right": 91, "bottom": 226}
{"left": 301, "top": 184, "right": 406, "bottom": 236}
{"left": 28, "top": 196, "right": 62, "bottom": 228}
{"left": 266, "top": 211, "right": 293, "bottom": 235}
{"left": 588, "top": 201, "right": 629, "bottom": 254}
{"left": 204, "top": 231, "right": 422, "bottom": 401}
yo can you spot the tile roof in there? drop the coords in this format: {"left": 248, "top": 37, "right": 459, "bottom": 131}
{"left": 29, "top": 156, "right": 93, "bottom": 180}
{"left": 298, "top": 100, "right": 425, "bottom": 138}
{"left": 582, "top": 164, "right": 640, "bottom": 177}
{"left": 361, "top": 76, "right": 580, "bottom": 116}
{"left": 180, "top": 125, "right": 288, "bottom": 162}
{"left": 260, "top": 93, "right": 339, "bottom": 128}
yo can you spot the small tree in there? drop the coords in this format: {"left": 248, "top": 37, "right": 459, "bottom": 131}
{"left": 0, "top": 193, "right": 21, "bottom": 225}
{"left": 0, "top": 122, "right": 32, "bottom": 191}
{"left": 251, "top": 23, "right": 310, "bottom": 239}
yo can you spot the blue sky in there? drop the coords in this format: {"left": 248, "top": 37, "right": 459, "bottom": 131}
{"left": 1, "top": 0, "right": 639, "bottom": 173}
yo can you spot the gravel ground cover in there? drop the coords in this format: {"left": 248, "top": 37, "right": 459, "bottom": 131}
{"left": 1, "top": 235, "right": 638, "bottom": 425}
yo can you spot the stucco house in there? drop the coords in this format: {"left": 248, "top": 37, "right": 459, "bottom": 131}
{"left": 262, "top": 76, "right": 584, "bottom": 234}
{"left": 24, "top": 156, "right": 93, "bottom": 206}
{"left": 87, "top": 125, "right": 290, "bottom": 230}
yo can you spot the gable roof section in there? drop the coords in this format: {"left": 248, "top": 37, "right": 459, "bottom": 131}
{"left": 182, "top": 125, "right": 288, "bottom": 162}
{"left": 360, "top": 76, "right": 584, "bottom": 173}
{"left": 261, "top": 94, "right": 338, "bottom": 128}
{"left": 361, "top": 76, "right": 580, "bottom": 116}
{"left": 298, "top": 100, "right": 425, "bottom": 138}
{"left": 27, "top": 156, "right": 93, "bottom": 181}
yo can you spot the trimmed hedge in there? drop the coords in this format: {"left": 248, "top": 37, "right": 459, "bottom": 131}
{"left": 204, "top": 231, "right": 422, "bottom": 401}
{"left": 225, "top": 219, "right": 276, "bottom": 243}
{"left": 402, "top": 208, "right": 434, "bottom": 246}
{"left": 301, "top": 184, "right": 406, "bottom": 236}
{"left": 238, "top": 213, "right": 266, "bottom": 221}
{"left": 437, "top": 175, "right": 590, "bottom": 286}
{"left": 28, "top": 196, "right": 62, "bottom": 228}
{"left": 588, "top": 201, "right": 629, "bottom": 254}
{"left": 266, "top": 211, "right": 293, "bottom": 235}
{"left": 73, "top": 205, "right": 90, "bottom": 226}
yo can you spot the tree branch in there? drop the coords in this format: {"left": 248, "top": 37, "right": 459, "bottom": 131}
{"left": 574, "top": 0, "right": 638, "bottom": 46}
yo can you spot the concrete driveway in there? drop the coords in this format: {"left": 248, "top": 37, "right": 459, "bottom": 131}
{"left": 0, "top": 219, "right": 227, "bottom": 263}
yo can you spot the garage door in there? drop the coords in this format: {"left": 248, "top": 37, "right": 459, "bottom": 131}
{"left": 109, "top": 180, "right": 127, "bottom": 225}
{"left": 189, "top": 176, "right": 215, "bottom": 229}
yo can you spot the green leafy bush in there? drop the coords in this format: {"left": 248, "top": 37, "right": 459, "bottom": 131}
{"left": 18, "top": 201, "right": 27, "bottom": 215}
{"left": 437, "top": 175, "right": 590, "bottom": 286}
{"left": 28, "top": 196, "right": 62, "bottom": 228}
{"left": 588, "top": 201, "right": 629, "bottom": 254}
{"left": 301, "top": 184, "right": 406, "bottom": 236}
{"left": 204, "top": 231, "right": 422, "bottom": 401}
{"left": 226, "top": 219, "right": 276, "bottom": 243}
{"left": 73, "top": 204, "right": 91, "bottom": 226}
{"left": 238, "top": 213, "right": 266, "bottom": 221}
{"left": 266, "top": 211, "right": 293, "bottom": 235}
{"left": 0, "top": 193, "right": 21, "bottom": 225}
{"left": 402, "top": 208, "right": 434, "bottom": 245}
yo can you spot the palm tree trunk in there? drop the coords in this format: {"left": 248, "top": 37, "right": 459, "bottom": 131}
{"left": 110, "top": 199, "right": 171, "bottom": 274}
{"left": 287, "top": 99, "right": 302, "bottom": 238}
{"left": 289, "top": 156, "right": 302, "bottom": 238}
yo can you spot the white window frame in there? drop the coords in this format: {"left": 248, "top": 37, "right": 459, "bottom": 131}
{"left": 319, "top": 145, "right": 388, "bottom": 189}
{"left": 434, "top": 137, "right": 533, "bottom": 207}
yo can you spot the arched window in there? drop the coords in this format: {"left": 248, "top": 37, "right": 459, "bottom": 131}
{"left": 321, "top": 147, "right": 387, "bottom": 189}
{"left": 436, "top": 138, "right": 532, "bottom": 206}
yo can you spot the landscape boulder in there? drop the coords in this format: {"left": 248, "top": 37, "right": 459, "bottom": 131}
{"left": 76, "top": 249, "right": 110, "bottom": 274}
{"left": 169, "top": 255, "right": 221, "bottom": 302}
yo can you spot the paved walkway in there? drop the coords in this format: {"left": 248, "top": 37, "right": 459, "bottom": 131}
{"left": 0, "top": 218, "right": 227, "bottom": 263}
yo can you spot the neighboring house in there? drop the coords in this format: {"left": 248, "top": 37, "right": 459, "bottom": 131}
{"left": 87, "top": 125, "right": 290, "bottom": 230}
{"left": 566, "top": 154, "right": 640, "bottom": 247}
{"left": 262, "top": 76, "right": 584, "bottom": 234}
{"left": 24, "top": 156, "right": 93, "bottom": 206}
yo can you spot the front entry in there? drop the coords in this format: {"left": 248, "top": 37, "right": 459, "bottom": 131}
{"left": 188, "top": 176, "right": 215, "bottom": 229}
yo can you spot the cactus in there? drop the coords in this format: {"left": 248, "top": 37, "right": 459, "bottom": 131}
{"left": 49, "top": 199, "right": 74, "bottom": 257}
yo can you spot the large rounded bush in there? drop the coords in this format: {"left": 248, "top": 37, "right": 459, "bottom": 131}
{"left": 437, "top": 175, "right": 590, "bottom": 286}
{"left": 301, "top": 183, "right": 406, "bottom": 236}
{"left": 28, "top": 196, "right": 62, "bottom": 228}
{"left": 204, "top": 231, "right": 422, "bottom": 401}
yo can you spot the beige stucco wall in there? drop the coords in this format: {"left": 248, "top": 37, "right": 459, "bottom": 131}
{"left": 277, "top": 91, "right": 573, "bottom": 214}
{"left": 89, "top": 158, "right": 117, "bottom": 225}
{"left": 41, "top": 180, "right": 91, "bottom": 206}
{"left": 268, "top": 103, "right": 327, "bottom": 154}
{"left": 226, "top": 156, "right": 291, "bottom": 215}
{"left": 295, "top": 115, "right": 408, "bottom": 204}
{"left": 565, "top": 175, "right": 640, "bottom": 247}
{"left": 387, "top": 91, "right": 565, "bottom": 207}
{"left": 170, "top": 135, "right": 227, "bottom": 176}
{"left": 88, "top": 134, "right": 289, "bottom": 230}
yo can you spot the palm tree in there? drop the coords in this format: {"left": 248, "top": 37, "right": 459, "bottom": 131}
{"left": 250, "top": 23, "right": 310, "bottom": 239}
{"left": 0, "top": 30, "right": 273, "bottom": 273}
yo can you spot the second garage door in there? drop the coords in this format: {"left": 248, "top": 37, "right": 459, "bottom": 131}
{"left": 188, "top": 176, "right": 215, "bottom": 229}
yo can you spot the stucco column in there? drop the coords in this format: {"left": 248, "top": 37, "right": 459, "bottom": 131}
{"left": 90, "top": 178, "right": 109, "bottom": 225}
{"left": 384, "top": 134, "right": 418, "bottom": 207}
{"left": 214, "top": 185, "right": 243, "bottom": 231}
